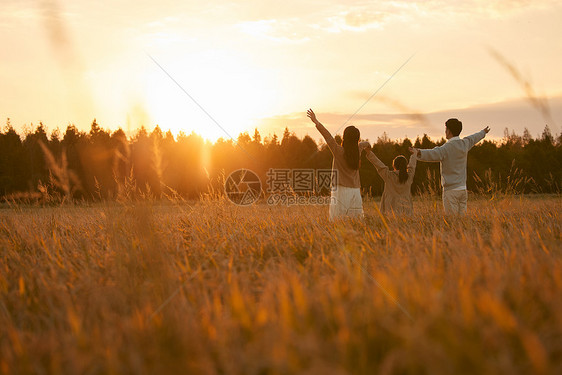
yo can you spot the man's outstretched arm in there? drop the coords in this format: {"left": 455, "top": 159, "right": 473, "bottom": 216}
{"left": 464, "top": 126, "right": 490, "bottom": 149}
{"left": 409, "top": 145, "right": 446, "bottom": 162}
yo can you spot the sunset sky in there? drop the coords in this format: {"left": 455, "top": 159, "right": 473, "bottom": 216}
{"left": 1, "top": 0, "right": 561, "bottom": 143}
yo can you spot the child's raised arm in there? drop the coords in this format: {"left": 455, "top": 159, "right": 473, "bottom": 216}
{"left": 365, "top": 149, "right": 391, "bottom": 181}
{"left": 408, "top": 149, "right": 418, "bottom": 171}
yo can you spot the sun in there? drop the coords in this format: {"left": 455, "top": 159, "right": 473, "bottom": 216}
{"left": 143, "top": 50, "right": 277, "bottom": 142}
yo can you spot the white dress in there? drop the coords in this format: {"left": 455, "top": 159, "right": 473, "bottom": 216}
{"left": 329, "top": 185, "right": 364, "bottom": 221}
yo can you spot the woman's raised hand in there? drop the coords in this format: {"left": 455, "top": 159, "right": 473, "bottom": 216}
{"left": 359, "top": 141, "right": 371, "bottom": 152}
{"left": 307, "top": 109, "right": 318, "bottom": 124}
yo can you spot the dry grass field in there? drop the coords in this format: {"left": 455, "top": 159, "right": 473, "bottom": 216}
{"left": 1, "top": 195, "right": 561, "bottom": 374}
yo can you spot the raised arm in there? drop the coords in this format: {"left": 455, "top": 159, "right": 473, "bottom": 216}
{"left": 407, "top": 151, "right": 417, "bottom": 171}
{"left": 359, "top": 141, "right": 370, "bottom": 153}
{"left": 464, "top": 126, "right": 489, "bottom": 149}
{"left": 365, "top": 150, "right": 390, "bottom": 181}
{"left": 307, "top": 109, "right": 336, "bottom": 152}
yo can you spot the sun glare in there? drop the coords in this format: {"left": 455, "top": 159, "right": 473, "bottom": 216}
{"left": 143, "top": 50, "right": 277, "bottom": 142}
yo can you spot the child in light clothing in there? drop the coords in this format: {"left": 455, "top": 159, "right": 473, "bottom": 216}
{"left": 362, "top": 142, "right": 417, "bottom": 214}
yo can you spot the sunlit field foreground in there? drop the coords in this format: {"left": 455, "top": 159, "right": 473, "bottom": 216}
{"left": 1, "top": 195, "right": 561, "bottom": 374}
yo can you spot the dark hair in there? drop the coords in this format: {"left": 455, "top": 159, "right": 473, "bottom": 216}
{"left": 342, "top": 126, "right": 360, "bottom": 170}
{"left": 445, "top": 118, "right": 462, "bottom": 136}
{"left": 393, "top": 155, "right": 408, "bottom": 184}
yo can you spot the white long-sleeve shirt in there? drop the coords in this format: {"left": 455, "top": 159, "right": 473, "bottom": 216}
{"left": 418, "top": 130, "right": 486, "bottom": 191}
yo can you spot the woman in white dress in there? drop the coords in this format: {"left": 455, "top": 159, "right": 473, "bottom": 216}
{"left": 307, "top": 109, "right": 367, "bottom": 220}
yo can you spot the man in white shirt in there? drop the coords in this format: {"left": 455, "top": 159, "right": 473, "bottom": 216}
{"left": 410, "top": 118, "right": 490, "bottom": 215}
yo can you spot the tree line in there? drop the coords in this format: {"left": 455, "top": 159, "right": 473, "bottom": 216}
{"left": 1, "top": 118, "right": 560, "bottom": 202}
